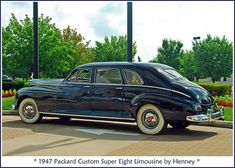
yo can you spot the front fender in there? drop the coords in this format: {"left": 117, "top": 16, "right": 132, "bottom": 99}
{"left": 16, "top": 86, "right": 58, "bottom": 111}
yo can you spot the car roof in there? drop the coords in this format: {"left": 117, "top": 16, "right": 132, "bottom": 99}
{"left": 76, "top": 62, "right": 174, "bottom": 70}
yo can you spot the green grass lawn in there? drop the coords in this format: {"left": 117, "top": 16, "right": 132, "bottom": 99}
{"left": 223, "top": 106, "right": 233, "bottom": 121}
{"left": 2, "top": 96, "right": 15, "bottom": 110}
{"left": 1, "top": 96, "right": 234, "bottom": 121}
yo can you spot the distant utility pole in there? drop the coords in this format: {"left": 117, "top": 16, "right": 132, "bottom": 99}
{"left": 33, "top": 2, "right": 39, "bottom": 79}
{"left": 127, "top": 2, "right": 132, "bottom": 62}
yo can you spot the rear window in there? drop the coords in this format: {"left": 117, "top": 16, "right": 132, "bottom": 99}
{"left": 160, "top": 69, "right": 185, "bottom": 80}
{"left": 124, "top": 69, "right": 144, "bottom": 85}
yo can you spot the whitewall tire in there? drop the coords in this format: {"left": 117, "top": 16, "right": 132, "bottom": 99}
{"left": 19, "top": 98, "right": 42, "bottom": 123}
{"left": 137, "top": 104, "right": 167, "bottom": 135}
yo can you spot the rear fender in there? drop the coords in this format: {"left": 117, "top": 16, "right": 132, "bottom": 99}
{"left": 130, "top": 93, "right": 193, "bottom": 121}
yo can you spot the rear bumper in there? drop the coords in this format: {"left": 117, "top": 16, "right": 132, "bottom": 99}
{"left": 186, "top": 106, "right": 224, "bottom": 122}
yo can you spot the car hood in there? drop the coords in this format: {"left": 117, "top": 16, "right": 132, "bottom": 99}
{"left": 171, "top": 79, "right": 214, "bottom": 104}
{"left": 30, "top": 79, "right": 64, "bottom": 86}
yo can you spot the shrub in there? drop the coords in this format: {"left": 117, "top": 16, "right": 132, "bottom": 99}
{"left": 13, "top": 89, "right": 17, "bottom": 94}
{"left": 2, "top": 80, "right": 30, "bottom": 91}
{"left": 2, "top": 89, "right": 15, "bottom": 98}
{"left": 195, "top": 82, "right": 232, "bottom": 96}
{"left": 214, "top": 95, "right": 233, "bottom": 103}
{"left": 214, "top": 95, "right": 233, "bottom": 107}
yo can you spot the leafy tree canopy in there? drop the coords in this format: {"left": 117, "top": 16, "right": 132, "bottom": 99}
{"left": 151, "top": 39, "right": 183, "bottom": 70}
{"left": 94, "top": 35, "right": 137, "bottom": 62}
{"left": 192, "top": 34, "right": 233, "bottom": 82}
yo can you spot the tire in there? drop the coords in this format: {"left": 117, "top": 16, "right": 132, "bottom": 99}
{"left": 59, "top": 116, "right": 71, "bottom": 121}
{"left": 169, "top": 121, "right": 190, "bottom": 129}
{"left": 137, "top": 104, "right": 167, "bottom": 135}
{"left": 19, "top": 98, "right": 42, "bottom": 123}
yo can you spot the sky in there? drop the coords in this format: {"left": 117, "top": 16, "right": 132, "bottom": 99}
{"left": 1, "top": 1, "right": 234, "bottom": 62}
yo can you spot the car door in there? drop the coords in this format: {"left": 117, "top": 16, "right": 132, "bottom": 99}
{"left": 90, "top": 67, "right": 123, "bottom": 118}
{"left": 56, "top": 68, "right": 92, "bottom": 115}
{"left": 122, "top": 69, "right": 146, "bottom": 118}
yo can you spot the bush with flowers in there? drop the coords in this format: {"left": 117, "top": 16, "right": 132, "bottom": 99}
{"left": 214, "top": 95, "right": 233, "bottom": 108}
{"left": 2, "top": 89, "right": 16, "bottom": 98}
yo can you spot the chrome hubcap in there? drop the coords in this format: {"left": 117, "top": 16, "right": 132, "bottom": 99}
{"left": 23, "top": 104, "right": 36, "bottom": 119}
{"left": 142, "top": 110, "right": 159, "bottom": 129}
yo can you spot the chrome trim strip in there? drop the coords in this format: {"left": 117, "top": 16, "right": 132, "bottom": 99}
{"left": 94, "top": 83, "right": 123, "bottom": 86}
{"left": 39, "top": 112, "right": 136, "bottom": 121}
{"left": 90, "top": 83, "right": 190, "bottom": 98}
{"left": 124, "top": 84, "right": 191, "bottom": 98}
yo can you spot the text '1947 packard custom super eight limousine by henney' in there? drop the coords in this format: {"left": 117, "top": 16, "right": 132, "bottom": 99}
{"left": 13, "top": 62, "right": 224, "bottom": 135}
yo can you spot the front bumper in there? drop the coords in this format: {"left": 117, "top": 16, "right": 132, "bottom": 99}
{"left": 186, "top": 106, "right": 224, "bottom": 122}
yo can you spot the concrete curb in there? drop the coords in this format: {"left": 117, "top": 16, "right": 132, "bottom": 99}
{"left": 2, "top": 110, "right": 233, "bottom": 129}
{"left": 191, "top": 120, "right": 233, "bottom": 129}
{"left": 2, "top": 110, "right": 18, "bottom": 115}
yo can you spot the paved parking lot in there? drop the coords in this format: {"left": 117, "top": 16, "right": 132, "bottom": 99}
{"left": 2, "top": 115, "right": 233, "bottom": 156}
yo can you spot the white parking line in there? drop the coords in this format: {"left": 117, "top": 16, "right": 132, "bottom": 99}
{"left": 75, "top": 128, "right": 140, "bottom": 136}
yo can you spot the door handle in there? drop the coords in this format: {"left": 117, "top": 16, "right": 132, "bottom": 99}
{"left": 83, "top": 86, "right": 90, "bottom": 88}
{"left": 115, "top": 87, "right": 122, "bottom": 90}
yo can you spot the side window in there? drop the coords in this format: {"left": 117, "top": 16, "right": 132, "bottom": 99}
{"left": 67, "top": 69, "right": 91, "bottom": 83}
{"left": 124, "top": 69, "right": 144, "bottom": 85}
{"left": 95, "top": 68, "right": 122, "bottom": 84}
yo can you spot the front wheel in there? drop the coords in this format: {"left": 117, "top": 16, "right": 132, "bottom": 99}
{"left": 19, "top": 98, "right": 42, "bottom": 123}
{"left": 169, "top": 121, "right": 190, "bottom": 129}
{"left": 137, "top": 104, "right": 167, "bottom": 135}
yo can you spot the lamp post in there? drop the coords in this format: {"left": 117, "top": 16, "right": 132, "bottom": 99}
{"left": 33, "top": 2, "right": 39, "bottom": 79}
{"left": 127, "top": 2, "right": 132, "bottom": 62}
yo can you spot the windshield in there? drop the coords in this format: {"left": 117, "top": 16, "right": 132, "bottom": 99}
{"left": 161, "top": 69, "right": 186, "bottom": 80}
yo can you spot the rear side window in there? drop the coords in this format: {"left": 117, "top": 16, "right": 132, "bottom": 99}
{"left": 124, "top": 69, "right": 144, "bottom": 85}
{"left": 95, "top": 68, "right": 123, "bottom": 84}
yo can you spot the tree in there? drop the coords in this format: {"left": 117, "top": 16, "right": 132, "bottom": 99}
{"left": 2, "top": 14, "right": 72, "bottom": 79}
{"left": 2, "top": 14, "right": 88, "bottom": 79}
{"left": 61, "top": 26, "right": 95, "bottom": 76}
{"left": 151, "top": 39, "right": 183, "bottom": 70}
{"left": 192, "top": 35, "right": 233, "bottom": 83}
{"left": 94, "top": 35, "right": 137, "bottom": 62}
{"left": 179, "top": 50, "right": 200, "bottom": 81}
{"left": 62, "top": 26, "right": 95, "bottom": 64}
{"left": 38, "top": 15, "right": 74, "bottom": 78}
{"left": 3, "top": 14, "right": 34, "bottom": 79}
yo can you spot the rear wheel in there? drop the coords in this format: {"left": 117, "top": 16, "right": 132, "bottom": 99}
{"left": 169, "top": 121, "right": 190, "bottom": 129}
{"left": 19, "top": 98, "right": 42, "bottom": 123}
{"left": 137, "top": 104, "right": 167, "bottom": 135}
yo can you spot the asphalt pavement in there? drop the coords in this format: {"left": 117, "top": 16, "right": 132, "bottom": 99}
{"left": 2, "top": 115, "right": 233, "bottom": 156}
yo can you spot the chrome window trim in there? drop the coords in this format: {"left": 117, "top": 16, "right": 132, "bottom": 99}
{"left": 64, "top": 82, "right": 91, "bottom": 85}
{"left": 64, "top": 75, "right": 190, "bottom": 98}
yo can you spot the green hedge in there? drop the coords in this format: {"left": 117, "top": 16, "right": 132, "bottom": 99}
{"left": 2, "top": 80, "right": 30, "bottom": 91}
{"left": 196, "top": 82, "right": 232, "bottom": 96}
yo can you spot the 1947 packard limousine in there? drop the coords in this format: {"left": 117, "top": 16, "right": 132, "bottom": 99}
{"left": 13, "top": 62, "right": 224, "bottom": 135}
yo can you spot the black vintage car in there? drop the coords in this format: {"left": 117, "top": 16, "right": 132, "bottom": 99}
{"left": 13, "top": 62, "right": 224, "bottom": 135}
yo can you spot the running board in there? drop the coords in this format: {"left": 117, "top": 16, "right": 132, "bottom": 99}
{"left": 39, "top": 112, "right": 136, "bottom": 122}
